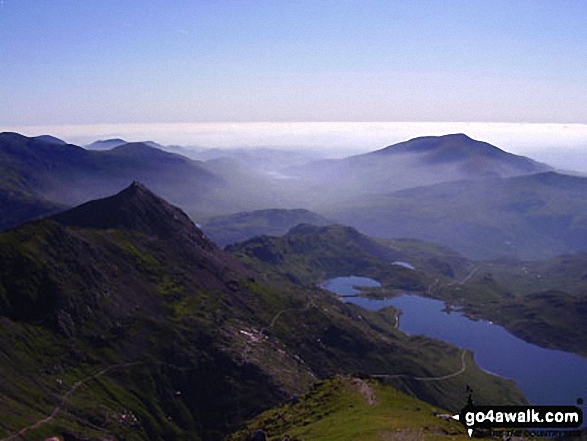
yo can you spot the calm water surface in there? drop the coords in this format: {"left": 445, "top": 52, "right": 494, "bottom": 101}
{"left": 322, "top": 276, "right": 587, "bottom": 407}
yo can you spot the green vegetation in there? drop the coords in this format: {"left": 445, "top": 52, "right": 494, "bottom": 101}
{"left": 227, "top": 376, "right": 468, "bottom": 441}
{"left": 0, "top": 184, "right": 526, "bottom": 440}
{"left": 229, "top": 220, "right": 587, "bottom": 358}
{"left": 227, "top": 224, "right": 450, "bottom": 290}
{"left": 428, "top": 256, "right": 587, "bottom": 356}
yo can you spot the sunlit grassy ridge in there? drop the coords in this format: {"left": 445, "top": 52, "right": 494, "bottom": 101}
{"left": 226, "top": 376, "right": 469, "bottom": 441}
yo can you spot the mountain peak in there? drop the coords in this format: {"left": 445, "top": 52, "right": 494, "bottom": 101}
{"left": 374, "top": 133, "right": 500, "bottom": 157}
{"left": 85, "top": 138, "right": 128, "bottom": 150}
{"left": 367, "top": 133, "right": 552, "bottom": 174}
{"left": 51, "top": 182, "right": 215, "bottom": 250}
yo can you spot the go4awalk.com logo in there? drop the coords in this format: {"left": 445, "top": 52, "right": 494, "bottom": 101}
{"left": 452, "top": 405, "right": 583, "bottom": 437}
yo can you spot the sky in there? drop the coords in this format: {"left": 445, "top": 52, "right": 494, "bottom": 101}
{"left": 1, "top": 1, "right": 587, "bottom": 157}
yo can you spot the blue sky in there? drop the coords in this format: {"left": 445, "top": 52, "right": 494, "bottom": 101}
{"left": 1, "top": 0, "right": 586, "bottom": 126}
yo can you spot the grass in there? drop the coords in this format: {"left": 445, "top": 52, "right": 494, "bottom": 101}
{"left": 226, "top": 376, "right": 468, "bottom": 441}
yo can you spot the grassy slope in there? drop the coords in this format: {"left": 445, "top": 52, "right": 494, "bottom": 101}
{"left": 0, "top": 201, "right": 525, "bottom": 440}
{"left": 227, "top": 225, "right": 526, "bottom": 411}
{"left": 226, "top": 376, "right": 469, "bottom": 441}
{"left": 428, "top": 256, "right": 587, "bottom": 356}
{"left": 0, "top": 220, "right": 289, "bottom": 440}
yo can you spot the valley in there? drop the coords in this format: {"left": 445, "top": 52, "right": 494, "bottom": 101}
{"left": 4, "top": 2, "right": 586, "bottom": 439}
{"left": 1, "top": 132, "right": 586, "bottom": 440}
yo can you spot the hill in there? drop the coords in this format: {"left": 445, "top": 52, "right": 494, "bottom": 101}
{"left": 227, "top": 376, "right": 467, "bottom": 441}
{"left": 285, "top": 134, "right": 551, "bottom": 202}
{"left": 371, "top": 134, "right": 545, "bottom": 171}
{"left": 0, "top": 133, "right": 224, "bottom": 226}
{"left": 226, "top": 223, "right": 470, "bottom": 288}
{"left": 227, "top": 221, "right": 587, "bottom": 358}
{"left": 0, "top": 184, "right": 524, "bottom": 440}
{"left": 324, "top": 171, "right": 587, "bottom": 260}
{"left": 85, "top": 138, "right": 129, "bottom": 150}
{"left": 201, "top": 208, "right": 332, "bottom": 247}
{"left": 32, "top": 135, "right": 68, "bottom": 145}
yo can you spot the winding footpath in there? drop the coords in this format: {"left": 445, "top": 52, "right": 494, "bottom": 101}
{"left": 372, "top": 349, "right": 468, "bottom": 381}
{"left": 262, "top": 298, "right": 317, "bottom": 333}
{"left": 447, "top": 266, "right": 481, "bottom": 287}
{"left": 1, "top": 361, "right": 178, "bottom": 441}
{"left": 262, "top": 297, "right": 468, "bottom": 383}
{"left": 4, "top": 299, "right": 467, "bottom": 440}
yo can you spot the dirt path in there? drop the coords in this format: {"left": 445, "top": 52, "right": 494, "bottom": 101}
{"left": 262, "top": 298, "right": 316, "bottom": 333}
{"left": 446, "top": 267, "right": 480, "bottom": 287}
{"left": 372, "top": 349, "right": 467, "bottom": 382}
{"left": 5, "top": 297, "right": 465, "bottom": 440}
{"left": 1, "top": 361, "right": 177, "bottom": 441}
{"left": 351, "top": 378, "right": 377, "bottom": 405}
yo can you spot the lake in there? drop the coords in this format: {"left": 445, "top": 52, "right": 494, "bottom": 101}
{"left": 321, "top": 276, "right": 587, "bottom": 407}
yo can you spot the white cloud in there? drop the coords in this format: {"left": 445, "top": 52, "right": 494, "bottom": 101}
{"left": 3, "top": 122, "right": 587, "bottom": 158}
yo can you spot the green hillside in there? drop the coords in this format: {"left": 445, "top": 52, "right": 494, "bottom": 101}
{"left": 227, "top": 376, "right": 468, "bottom": 441}
{"left": 0, "top": 184, "right": 525, "bottom": 440}
{"left": 227, "top": 222, "right": 587, "bottom": 358}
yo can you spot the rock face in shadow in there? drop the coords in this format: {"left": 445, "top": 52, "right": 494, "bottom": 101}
{"left": 51, "top": 181, "right": 214, "bottom": 250}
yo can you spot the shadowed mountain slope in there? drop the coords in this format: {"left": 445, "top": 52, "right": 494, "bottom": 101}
{"left": 201, "top": 208, "right": 332, "bottom": 247}
{"left": 0, "top": 132, "right": 223, "bottom": 225}
{"left": 0, "top": 184, "right": 524, "bottom": 440}
{"left": 51, "top": 181, "right": 214, "bottom": 248}
{"left": 32, "top": 135, "right": 68, "bottom": 145}
{"left": 85, "top": 138, "right": 128, "bottom": 150}
{"left": 324, "top": 171, "right": 587, "bottom": 260}
{"left": 285, "top": 134, "right": 552, "bottom": 202}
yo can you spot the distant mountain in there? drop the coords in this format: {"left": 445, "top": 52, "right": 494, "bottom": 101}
{"left": 201, "top": 208, "right": 332, "bottom": 247}
{"left": 86, "top": 138, "right": 166, "bottom": 151}
{"left": 0, "top": 188, "right": 65, "bottom": 231}
{"left": 85, "top": 138, "right": 128, "bottom": 150}
{"left": 194, "top": 146, "right": 333, "bottom": 171}
{"left": 286, "top": 134, "right": 552, "bottom": 201}
{"left": 323, "top": 171, "right": 587, "bottom": 260}
{"left": 32, "top": 135, "right": 68, "bottom": 145}
{"left": 0, "top": 133, "right": 223, "bottom": 225}
{"left": 0, "top": 184, "right": 524, "bottom": 439}
{"left": 226, "top": 223, "right": 469, "bottom": 288}
{"left": 372, "top": 133, "right": 541, "bottom": 167}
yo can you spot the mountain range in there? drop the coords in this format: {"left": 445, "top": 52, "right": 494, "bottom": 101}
{"left": 284, "top": 133, "right": 552, "bottom": 199}
{"left": 4, "top": 131, "right": 587, "bottom": 261}
{"left": 0, "top": 132, "right": 222, "bottom": 223}
{"left": 324, "top": 171, "right": 587, "bottom": 260}
{"left": 0, "top": 182, "right": 525, "bottom": 440}
{"left": 2, "top": 129, "right": 586, "bottom": 439}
